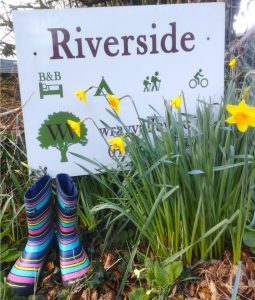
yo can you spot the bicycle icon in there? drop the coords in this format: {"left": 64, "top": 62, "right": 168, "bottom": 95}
{"left": 189, "top": 68, "right": 208, "bottom": 89}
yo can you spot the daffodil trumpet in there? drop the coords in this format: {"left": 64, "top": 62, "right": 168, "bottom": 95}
{"left": 73, "top": 86, "right": 96, "bottom": 104}
{"left": 104, "top": 93, "right": 131, "bottom": 102}
{"left": 67, "top": 117, "right": 97, "bottom": 137}
{"left": 107, "top": 135, "right": 126, "bottom": 155}
{"left": 67, "top": 120, "right": 82, "bottom": 137}
{"left": 170, "top": 94, "right": 182, "bottom": 110}
{"left": 105, "top": 94, "right": 132, "bottom": 115}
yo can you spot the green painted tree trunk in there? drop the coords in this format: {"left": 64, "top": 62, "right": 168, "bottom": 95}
{"left": 60, "top": 148, "right": 68, "bottom": 162}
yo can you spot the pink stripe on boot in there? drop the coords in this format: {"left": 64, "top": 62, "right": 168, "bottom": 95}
{"left": 60, "top": 253, "right": 86, "bottom": 266}
{"left": 7, "top": 273, "right": 35, "bottom": 284}
{"left": 29, "top": 219, "right": 51, "bottom": 235}
{"left": 62, "top": 266, "right": 90, "bottom": 281}
{"left": 59, "top": 223, "right": 75, "bottom": 233}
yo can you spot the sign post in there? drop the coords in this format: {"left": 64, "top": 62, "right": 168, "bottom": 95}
{"left": 13, "top": 3, "right": 225, "bottom": 177}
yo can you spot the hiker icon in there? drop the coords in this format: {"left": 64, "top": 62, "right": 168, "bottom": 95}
{"left": 143, "top": 76, "right": 151, "bottom": 92}
{"left": 151, "top": 72, "right": 161, "bottom": 91}
{"left": 143, "top": 72, "right": 161, "bottom": 92}
{"left": 189, "top": 69, "right": 208, "bottom": 89}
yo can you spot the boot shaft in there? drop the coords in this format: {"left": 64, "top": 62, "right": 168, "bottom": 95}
{"left": 24, "top": 175, "right": 53, "bottom": 237}
{"left": 56, "top": 173, "right": 78, "bottom": 236}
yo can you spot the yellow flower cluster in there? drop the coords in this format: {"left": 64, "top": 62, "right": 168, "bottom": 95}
{"left": 70, "top": 87, "right": 184, "bottom": 155}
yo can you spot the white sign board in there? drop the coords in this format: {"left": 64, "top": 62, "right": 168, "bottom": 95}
{"left": 13, "top": 3, "right": 225, "bottom": 177}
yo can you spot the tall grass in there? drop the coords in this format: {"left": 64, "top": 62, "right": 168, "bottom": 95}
{"left": 74, "top": 84, "right": 255, "bottom": 266}
{"left": 0, "top": 132, "right": 28, "bottom": 245}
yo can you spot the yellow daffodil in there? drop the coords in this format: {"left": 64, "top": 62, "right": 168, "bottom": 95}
{"left": 106, "top": 94, "right": 121, "bottom": 114}
{"left": 170, "top": 95, "right": 182, "bottom": 110}
{"left": 67, "top": 120, "right": 81, "bottom": 137}
{"left": 226, "top": 99, "right": 255, "bottom": 132}
{"left": 107, "top": 135, "right": 125, "bottom": 155}
{"left": 229, "top": 57, "right": 238, "bottom": 69}
{"left": 73, "top": 87, "right": 92, "bottom": 104}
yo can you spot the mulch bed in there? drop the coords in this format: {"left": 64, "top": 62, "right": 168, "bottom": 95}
{"left": 34, "top": 249, "right": 255, "bottom": 300}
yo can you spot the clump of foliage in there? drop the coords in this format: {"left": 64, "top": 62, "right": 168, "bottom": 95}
{"left": 129, "top": 259, "right": 183, "bottom": 300}
{"left": 76, "top": 77, "right": 255, "bottom": 280}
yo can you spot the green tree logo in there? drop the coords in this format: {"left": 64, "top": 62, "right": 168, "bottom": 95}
{"left": 37, "top": 111, "right": 88, "bottom": 162}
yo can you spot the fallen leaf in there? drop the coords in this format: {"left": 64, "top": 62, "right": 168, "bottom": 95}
{"left": 217, "top": 262, "right": 229, "bottom": 279}
{"left": 103, "top": 253, "right": 115, "bottom": 270}
{"left": 113, "top": 270, "right": 122, "bottom": 280}
{"left": 198, "top": 289, "right": 211, "bottom": 300}
{"left": 46, "top": 261, "right": 55, "bottom": 272}
{"left": 47, "top": 288, "right": 57, "bottom": 299}
{"left": 80, "top": 288, "right": 98, "bottom": 300}
{"left": 208, "top": 280, "right": 218, "bottom": 300}
{"left": 101, "top": 291, "right": 115, "bottom": 300}
{"left": 169, "top": 285, "right": 177, "bottom": 297}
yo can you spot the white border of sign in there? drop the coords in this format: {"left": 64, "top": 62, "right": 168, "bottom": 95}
{"left": 13, "top": 3, "right": 225, "bottom": 177}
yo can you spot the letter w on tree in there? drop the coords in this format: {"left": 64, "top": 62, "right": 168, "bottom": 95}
{"left": 37, "top": 111, "right": 88, "bottom": 162}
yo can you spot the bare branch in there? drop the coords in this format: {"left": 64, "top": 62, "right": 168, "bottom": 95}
{"left": 230, "top": 26, "right": 255, "bottom": 52}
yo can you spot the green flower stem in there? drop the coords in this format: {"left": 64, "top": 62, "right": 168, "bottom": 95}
{"left": 181, "top": 91, "right": 192, "bottom": 146}
{"left": 234, "top": 133, "right": 248, "bottom": 263}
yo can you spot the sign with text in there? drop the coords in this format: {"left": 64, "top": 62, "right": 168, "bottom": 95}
{"left": 13, "top": 3, "right": 225, "bottom": 177}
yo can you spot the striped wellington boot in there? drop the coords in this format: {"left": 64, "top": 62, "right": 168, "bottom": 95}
{"left": 7, "top": 175, "right": 55, "bottom": 296}
{"left": 56, "top": 173, "right": 90, "bottom": 286}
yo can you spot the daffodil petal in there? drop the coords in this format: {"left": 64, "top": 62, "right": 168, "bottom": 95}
{"left": 115, "top": 102, "right": 120, "bottom": 114}
{"left": 236, "top": 123, "right": 248, "bottom": 133}
{"left": 67, "top": 120, "right": 81, "bottom": 137}
{"left": 248, "top": 118, "right": 255, "bottom": 127}
{"left": 239, "top": 99, "right": 247, "bottom": 108}
{"left": 226, "top": 116, "right": 236, "bottom": 124}
{"left": 107, "top": 94, "right": 121, "bottom": 114}
{"left": 247, "top": 108, "right": 255, "bottom": 118}
{"left": 107, "top": 137, "right": 125, "bottom": 155}
{"left": 73, "top": 90, "right": 88, "bottom": 105}
{"left": 226, "top": 104, "right": 239, "bottom": 115}
{"left": 120, "top": 145, "right": 125, "bottom": 155}
{"left": 107, "top": 138, "right": 115, "bottom": 145}
{"left": 170, "top": 95, "right": 181, "bottom": 110}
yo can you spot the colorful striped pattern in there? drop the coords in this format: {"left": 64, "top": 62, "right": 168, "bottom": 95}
{"left": 56, "top": 173, "right": 90, "bottom": 286}
{"left": 7, "top": 175, "right": 55, "bottom": 296}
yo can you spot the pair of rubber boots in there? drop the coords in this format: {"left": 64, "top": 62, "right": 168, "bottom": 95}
{"left": 7, "top": 173, "right": 90, "bottom": 296}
